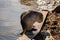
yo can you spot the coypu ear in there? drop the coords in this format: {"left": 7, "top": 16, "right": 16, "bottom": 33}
{"left": 52, "top": 5, "right": 60, "bottom": 13}
{"left": 21, "top": 12, "right": 26, "bottom": 20}
{"left": 21, "top": 11, "right": 29, "bottom": 20}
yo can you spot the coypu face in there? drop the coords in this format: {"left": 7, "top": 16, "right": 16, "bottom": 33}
{"left": 21, "top": 11, "right": 43, "bottom": 31}
{"left": 21, "top": 11, "right": 43, "bottom": 38}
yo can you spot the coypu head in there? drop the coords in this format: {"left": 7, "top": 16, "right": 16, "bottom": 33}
{"left": 20, "top": 10, "right": 43, "bottom": 38}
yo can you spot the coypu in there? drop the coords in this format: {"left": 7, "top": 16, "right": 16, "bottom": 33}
{"left": 21, "top": 10, "right": 43, "bottom": 30}
{"left": 20, "top": 10, "right": 43, "bottom": 39}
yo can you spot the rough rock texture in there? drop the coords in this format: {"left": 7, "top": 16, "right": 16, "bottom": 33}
{"left": 20, "top": 0, "right": 60, "bottom": 10}
{"left": 37, "top": 0, "right": 60, "bottom": 10}
{"left": 42, "top": 8, "right": 60, "bottom": 40}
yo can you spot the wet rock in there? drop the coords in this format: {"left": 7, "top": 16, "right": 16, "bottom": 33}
{"left": 20, "top": 0, "right": 60, "bottom": 10}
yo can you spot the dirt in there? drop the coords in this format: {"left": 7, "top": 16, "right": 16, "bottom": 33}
{"left": 42, "top": 10, "right": 60, "bottom": 40}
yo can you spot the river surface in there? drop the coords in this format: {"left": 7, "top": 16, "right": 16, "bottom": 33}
{"left": 0, "top": 0, "right": 29, "bottom": 40}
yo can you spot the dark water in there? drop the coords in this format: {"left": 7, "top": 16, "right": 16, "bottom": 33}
{"left": 0, "top": 0, "right": 29, "bottom": 40}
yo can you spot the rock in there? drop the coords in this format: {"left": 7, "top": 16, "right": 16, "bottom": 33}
{"left": 42, "top": 6, "right": 60, "bottom": 40}
{"left": 20, "top": 0, "right": 60, "bottom": 10}
{"left": 16, "top": 34, "right": 31, "bottom": 40}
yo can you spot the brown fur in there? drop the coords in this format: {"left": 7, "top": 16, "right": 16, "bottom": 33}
{"left": 20, "top": 10, "right": 43, "bottom": 34}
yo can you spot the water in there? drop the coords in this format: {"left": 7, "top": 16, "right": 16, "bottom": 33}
{"left": 0, "top": 0, "right": 29, "bottom": 40}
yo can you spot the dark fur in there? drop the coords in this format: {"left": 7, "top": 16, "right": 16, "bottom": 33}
{"left": 21, "top": 11, "right": 43, "bottom": 31}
